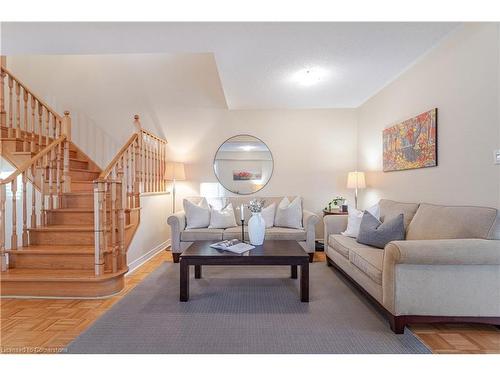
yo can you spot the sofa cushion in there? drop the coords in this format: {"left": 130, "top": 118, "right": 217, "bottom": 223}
{"left": 348, "top": 246, "right": 384, "bottom": 285}
{"left": 222, "top": 226, "right": 248, "bottom": 240}
{"left": 406, "top": 203, "right": 498, "bottom": 240}
{"left": 209, "top": 203, "right": 238, "bottom": 229}
{"left": 226, "top": 197, "right": 287, "bottom": 222}
{"left": 265, "top": 227, "right": 306, "bottom": 241}
{"left": 357, "top": 212, "right": 405, "bottom": 249}
{"left": 183, "top": 198, "right": 210, "bottom": 229}
{"left": 181, "top": 228, "right": 224, "bottom": 241}
{"left": 379, "top": 199, "right": 419, "bottom": 230}
{"left": 328, "top": 234, "right": 376, "bottom": 259}
{"left": 275, "top": 197, "right": 303, "bottom": 229}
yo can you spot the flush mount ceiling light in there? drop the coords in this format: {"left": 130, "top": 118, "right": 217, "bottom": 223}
{"left": 240, "top": 145, "right": 255, "bottom": 151}
{"left": 290, "top": 67, "right": 329, "bottom": 87}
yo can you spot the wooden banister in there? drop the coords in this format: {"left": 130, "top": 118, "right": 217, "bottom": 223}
{"left": 0, "top": 66, "right": 62, "bottom": 121}
{"left": 92, "top": 115, "right": 167, "bottom": 276}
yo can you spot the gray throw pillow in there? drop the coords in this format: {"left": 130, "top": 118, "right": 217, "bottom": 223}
{"left": 357, "top": 211, "right": 405, "bottom": 249}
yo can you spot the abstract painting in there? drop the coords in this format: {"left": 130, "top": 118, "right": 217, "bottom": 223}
{"left": 383, "top": 108, "right": 437, "bottom": 172}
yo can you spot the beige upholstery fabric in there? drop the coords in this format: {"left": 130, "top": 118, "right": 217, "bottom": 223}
{"left": 326, "top": 245, "right": 383, "bottom": 304}
{"left": 168, "top": 196, "right": 319, "bottom": 253}
{"left": 383, "top": 239, "right": 500, "bottom": 314}
{"left": 393, "top": 264, "right": 500, "bottom": 316}
{"left": 385, "top": 239, "right": 500, "bottom": 266}
{"left": 349, "top": 247, "right": 384, "bottom": 285}
{"left": 406, "top": 203, "right": 498, "bottom": 240}
{"left": 379, "top": 199, "right": 419, "bottom": 230}
{"left": 222, "top": 226, "right": 248, "bottom": 240}
{"left": 323, "top": 215, "right": 349, "bottom": 244}
{"left": 327, "top": 234, "right": 383, "bottom": 284}
{"left": 265, "top": 227, "right": 306, "bottom": 241}
{"left": 181, "top": 228, "right": 224, "bottom": 241}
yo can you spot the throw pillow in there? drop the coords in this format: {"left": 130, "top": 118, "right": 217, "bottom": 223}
{"left": 274, "top": 197, "right": 303, "bottom": 229}
{"left": 184, "top": 198, "right": 210, "bottom": 229}
{"left": 341, "top": 204, "right": 380, "bottom": 238}
{"left": 261, "top": 202, "right": 276, "bottom": 228}
{"left": 356, "top": 211, "right": 405, "bottom": 249}
{"left": 209, "top": 203, "right": 238, "bottom": 229}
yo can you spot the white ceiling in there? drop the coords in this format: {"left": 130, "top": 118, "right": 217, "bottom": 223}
{"left": 0, "top": 22, "right": 460, "bottom": 109}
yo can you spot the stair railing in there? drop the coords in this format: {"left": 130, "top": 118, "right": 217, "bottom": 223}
{"left": 93, "top": 115, "right": 167, "bottom": 276}
{"left": 0, "top": 112, "right": 72, "bottom": 271}
{"left": 1, "top": 66, "right": 63, "bottom": 153}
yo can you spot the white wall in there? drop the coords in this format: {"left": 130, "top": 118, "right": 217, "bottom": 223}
{"left": 164, "top": 108, "right": 358, "bottom": 237}
{"left": 357, "top": 23, "right": 500, "bottom": 209}
{"left": 127, "top": 193, "right": 171, "bottom": 271}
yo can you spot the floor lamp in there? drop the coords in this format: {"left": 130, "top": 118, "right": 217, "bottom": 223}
{"left": 347, "top": 171, "right": 366, "bottom": 209}
{"left": 165, "top": 162, "right": 186, "bottom": 213}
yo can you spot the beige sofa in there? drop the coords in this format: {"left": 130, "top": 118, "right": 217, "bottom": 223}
{"left": 168, "top": 196, "right": 319, "bottom": 263}
{"left": 324, "top": 199, "right": 500, "bottom": 333}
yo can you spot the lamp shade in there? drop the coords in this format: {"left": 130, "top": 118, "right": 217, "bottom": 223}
{"left": 347, "top": 171, "right": 366, "bottom": 189}
{"left": 165, "top": 162, "right": 186, "bottom": 181}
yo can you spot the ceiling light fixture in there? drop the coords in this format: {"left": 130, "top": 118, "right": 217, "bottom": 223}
{"left": 290, "top": 67, "right": 329, "bottom": 87}
{"left": 241, "top": 145, "right": 254, "bottom": 151}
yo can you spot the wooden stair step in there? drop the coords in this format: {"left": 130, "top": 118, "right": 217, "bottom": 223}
{"left": 69, "top": 157, "right": 90, "bottom": 169}
{"left": 6, "top": 245, "right": 113, "bottom": 270}
{"left": 46, "top": 208, "right": 95, "bottom": 225}
{"left": 0, "top": 268, "right": 127, "bottom": 297}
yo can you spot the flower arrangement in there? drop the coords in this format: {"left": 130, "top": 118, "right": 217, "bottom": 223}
{"left": 247, "top": 199, "right": 266, "bottom": 213}
{"left": 331, "top": 196, "right": 345, "bottom": 207}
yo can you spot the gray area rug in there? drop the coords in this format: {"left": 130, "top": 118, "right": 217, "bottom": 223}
{"left": 66, "top": 261, "right": 431, "bottom": 353}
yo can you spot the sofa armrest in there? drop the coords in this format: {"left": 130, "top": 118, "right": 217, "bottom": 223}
{"left": 323, "top": 215, "right": 348, "bottom": 246}
{"left": 167, "top": 211, "right": 186, "bottom": 253}
{"left": 384, "top": 239, "right": 500, "bottom": 266}
{"left": 302, "top": 209, "right": 320, "bottom": 252}
{"left": 382, "top": 239, "right": 500, "bottom": 316}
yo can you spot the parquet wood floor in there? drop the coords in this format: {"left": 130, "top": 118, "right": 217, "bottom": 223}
{"left": 1, "top": 250, "right": 498, "bottom": 354}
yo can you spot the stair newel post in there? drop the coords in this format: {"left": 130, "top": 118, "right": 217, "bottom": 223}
{"left": 0, "top": 184, "right": 7, "bottom": 271}
{"left": 37, "top": 102, "right": 43, "bottom": 152}
{"left": 21, "top": 171, "right": 28, "bottom": 246}
{"left": 30, "top": 164, "right": 36, "bottom": 227}
{"left": 130, "top": 141, "right": 136, "bottom": 208}
{"left": 48, "top": 139, "right": 54, "bottom": 211}
{"left": 133, "top": 115, "right": 143, "bottom": 194}
{"left": 126, "top": 147, "right": 131, "bottom": 209}
{"left": 10, "top": 179, "right": 18, "bottom": 250}
{"left": 8, "top": 75, "right": 13, "bottom": 137}
{"left": 40, "top": 155, "right": 46, "bottom": 226}
{"left": 61, "top": 111, "right": 72, "bottom": 193}
{"left": 93, "top": 180, "right": 106, "bottom": 276}
{"left": 56, "top": 138, "right": 62, "bottom": 208}
{"left": 0, "top": 67, "right": 5, "bottom": 127}
{"left": 134, "top": 138, "right": 141, "bottom": 207}
{"left": 45, "top": 106, "right": 50, "bottom": 149}
{"left": 15, "top": 81, "right": 21, "bottom": 138}
{"left": 111, "top": 169, "right": 118, "bottom": 273}
{"left": 23, "top": 87, "right": 29, "bottom": 152}
{"left": 117, "top": 158, "right": 126, "bottom": 269}
{"left": 30, "top": 94, "right": 35, "bottom": 153}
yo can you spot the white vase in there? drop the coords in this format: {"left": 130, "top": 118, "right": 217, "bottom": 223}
{"left": 248, "top": 212, "right": 265, "bottom": 245}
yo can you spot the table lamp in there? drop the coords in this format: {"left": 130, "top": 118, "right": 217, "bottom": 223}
{"left": 165, "top": 162, "right": 186, "bottom": 213}
{"left": 347, "top": 171, "right": 366, "bottom": 209}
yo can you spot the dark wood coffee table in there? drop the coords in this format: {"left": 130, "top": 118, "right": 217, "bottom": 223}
{"left": 179, "top": 240, "right": 309, "bottom": 302}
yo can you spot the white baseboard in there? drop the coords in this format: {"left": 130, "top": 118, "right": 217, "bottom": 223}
{"left": 126, "top": 239, "right": 171, "bottom": 276}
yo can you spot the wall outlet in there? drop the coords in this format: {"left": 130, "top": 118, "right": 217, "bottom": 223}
{"left": 495, "top": 149, "right": 500, "bottom": 165}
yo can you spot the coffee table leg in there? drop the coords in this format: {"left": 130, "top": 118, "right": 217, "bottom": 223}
{"left": 291, "top": 265, "right": 297, "bottom": 279}
{"left": 300, "top": 260, "right": 309, "bottom": 302}
{"left": 180, "top": 259, "right": 189, "bottom": 302}
{"left": 195, "top": 265, "right": 202, "bottom": 279}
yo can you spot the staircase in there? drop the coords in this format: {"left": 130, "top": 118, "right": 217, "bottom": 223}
{"left": 0, "top": 64, "right": 167, "bottom": 298}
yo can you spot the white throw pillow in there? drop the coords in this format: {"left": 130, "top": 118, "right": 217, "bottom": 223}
{"left": 184, "top": 198, "right": 210, "bottom": 229}
{"left": 261, "top": 202, "right": 276, "bottom": 228}
{"left": 209, "top": 203, "right": 238, "bottom": 229}
{"left": 341, "top": 203, "right": 380, "bottom": 238}
{"left": 274, "top": 197, "right": 303, "bottom": 229}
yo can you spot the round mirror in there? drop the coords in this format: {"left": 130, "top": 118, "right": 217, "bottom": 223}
{"left": 213, "top": 135, "right": 274, "bottom": 195}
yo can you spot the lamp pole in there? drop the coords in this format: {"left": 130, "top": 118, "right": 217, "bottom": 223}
{"left": 172, "top": 178, "right": 176, "bottom": 213}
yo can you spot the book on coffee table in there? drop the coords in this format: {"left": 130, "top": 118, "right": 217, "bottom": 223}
{"left": 209, "top": 239, "right": 255, "bottom": 254}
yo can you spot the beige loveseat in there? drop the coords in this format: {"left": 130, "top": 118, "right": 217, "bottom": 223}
{"left": 324, "top": 199, "right": 500, "bottom": 333}
{"left": 168, "top": 196, "right": 319, "bottom": 263}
